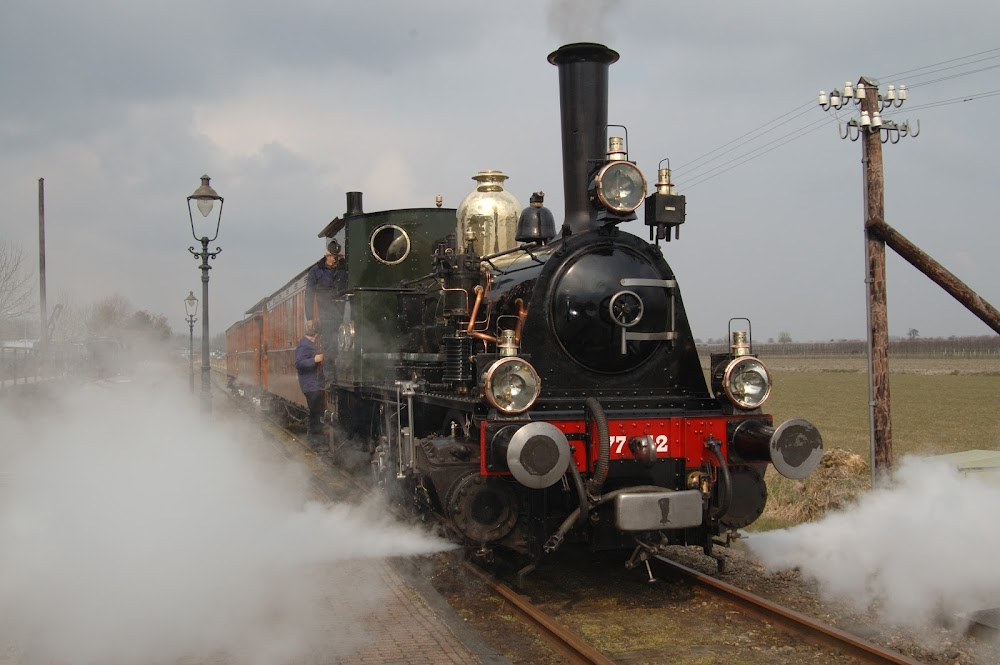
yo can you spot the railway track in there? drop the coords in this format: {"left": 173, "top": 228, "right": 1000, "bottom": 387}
{"left": 461, "top": 561, "right": 617, "bottom": 665}
{"left": 453, "top": 552, "right": 935, "bottom": 665}
{"left": 227, "top": 389, "right": 938, "bottom": 664}
{"left": 651, "top": 555, "right": 927, "bottom": 665}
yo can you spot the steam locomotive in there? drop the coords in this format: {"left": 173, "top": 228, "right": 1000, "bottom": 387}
{"left": 225, "top": 43, "right": 823, "bottom": 573}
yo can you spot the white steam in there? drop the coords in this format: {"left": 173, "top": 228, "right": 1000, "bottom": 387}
{"left": 546, "top": 0, "right": 622, "bottom": 45}
{"left": 747, "top": 456, "right": 1000, "bottom": 632}
{"left": 0, "top": 366, "right": 453, "bottom": 664}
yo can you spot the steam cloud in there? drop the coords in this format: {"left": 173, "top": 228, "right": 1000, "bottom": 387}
{"left": 747, "top": 456, "right": 1000, "bottom": 635}
{"left": 0, "top": 364, "right": 453, "bottom": 664}
{"left": 546, "top": 0, "right": 622, "bottom": 44}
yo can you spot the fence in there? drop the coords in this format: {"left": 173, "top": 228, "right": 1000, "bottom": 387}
{"left": 698, "top": 336, "right": 1000, "bottom": 358}
{"left": 0, "top": 340, "right": 124, "bottom": 389}
{"left": 0, "top": 346, "right": 42, "bottom": 389}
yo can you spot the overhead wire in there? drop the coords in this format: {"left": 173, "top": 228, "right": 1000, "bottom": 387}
{"left": 903, "top": 63, "right": 1000, "bottom": 89}
{"left": 672, "top": 100, "right": 815, "bottom": 176}
{"left": 670, "top": 47, "right": 1000, "bottom": 190}
{"left": 681, "top": 116, "right": 837, "bottom": 190}
{"left": 886, "top": 88, "right": 1000, "bottom": 113}
{"left": 878, "top": 47, "right": 1000, "bottom": 80}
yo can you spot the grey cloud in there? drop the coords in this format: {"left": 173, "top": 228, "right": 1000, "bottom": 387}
{"left": 1, "top": 0, "right": 998, "bottom": 342}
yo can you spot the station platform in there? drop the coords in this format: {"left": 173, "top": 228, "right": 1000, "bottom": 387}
{"left": 286, "top": 457, "right": 512, "bottom": 664}
{"left": 330, "top": 556, "right": 510, "bottom": 665}
{"left": 0, "top": 373, "right": 512, "bottom": 665}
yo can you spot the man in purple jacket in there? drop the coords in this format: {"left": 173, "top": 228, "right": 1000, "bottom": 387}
{"left": 295, "top": 324, "right": 327, "bottom": 452}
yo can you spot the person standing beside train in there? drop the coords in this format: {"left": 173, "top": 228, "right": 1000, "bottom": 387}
{"left": 304, "top": 239, "right": 348, "bottom": 381}
{"left": 295, "top": 323, "right": 327, "bottom": 452}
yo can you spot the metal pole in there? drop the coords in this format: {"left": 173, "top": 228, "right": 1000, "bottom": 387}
{"left": 38, "top": 178, "right": 48, "bottom": 358}
{"left": 200, "top": 236, "right": 212, "bottom": 414}
{"left": 187, "top": 315, "right": 195, "bottom": 393}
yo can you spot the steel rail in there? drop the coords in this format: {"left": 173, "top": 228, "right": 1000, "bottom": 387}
{"left": 654, "top": 555, "right": 926, "bottom": 665}
{"left": 461, "top": 562, "right": 616, "bottom": 665}
{"left": 229, "top": 382, "right": 929, "bottom": 664}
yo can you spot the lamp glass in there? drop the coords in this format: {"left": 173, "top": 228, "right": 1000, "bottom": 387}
{"left": 197, "top": 198, "right": 214, "bottom": 217}
{"left": 597, "top": 162, "right": 646, "bottom": 213}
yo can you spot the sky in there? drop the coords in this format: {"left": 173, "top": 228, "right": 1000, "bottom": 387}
{"left": 2, "top": 0, "right": 999, "bottom": 343}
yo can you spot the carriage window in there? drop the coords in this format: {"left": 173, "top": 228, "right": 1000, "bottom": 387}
{"left": 370, "top": 225, "right": 410, "bottom": 265}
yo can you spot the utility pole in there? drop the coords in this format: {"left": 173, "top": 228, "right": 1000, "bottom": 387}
{"left": 38, "top": 178, "right": 48, "bottom": 357}
{"left": 819, "top": 80, "right": 917, "bottom": 482}
{"left": 860, "top": 79, "right": 892, "bottom": 479}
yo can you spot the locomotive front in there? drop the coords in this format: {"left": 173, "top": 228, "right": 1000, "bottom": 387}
{"left": 318, "top": 43, "right": 823, "bottom": 572}
{"left": 432, "top": 43, "right": 823, "bottom": 566}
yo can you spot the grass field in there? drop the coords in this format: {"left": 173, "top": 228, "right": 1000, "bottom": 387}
{"left": 762, "top": 355, "right": 1000, "bottom": 458}
{"left": 723, "top": 355, "right": 1000, "bottom": 529}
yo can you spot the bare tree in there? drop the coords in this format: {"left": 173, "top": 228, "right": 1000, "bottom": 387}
{"left": 50, "top": 290, "right": 88, "bottom": 342}
{"left": 0, "top": 239, "right": 35, "bottom": 320}
{"left": 125, "top": 310, "right": 172, "bottom": 341}
{"left": 86, "top": 294, "right": 134, "bottom": 337}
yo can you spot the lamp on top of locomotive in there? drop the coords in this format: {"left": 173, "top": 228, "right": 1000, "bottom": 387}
{"left": 710, "top": 329, "right": 773, "bottom": 411}
{"left": 186, "top": 174, "right": 224, "bottom": 414}
{"left": 644, "top": 158, "right": 687, "bottom": 242}
{"left": 589, "top": 134, "right": 647, "bottom": 222}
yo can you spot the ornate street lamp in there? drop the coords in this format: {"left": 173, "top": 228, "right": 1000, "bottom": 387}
{"left": 187, "top": 175, "right": 224, "bottom": 414}
{"left": 184, "top": 290, "right": 198, "bottom": 394}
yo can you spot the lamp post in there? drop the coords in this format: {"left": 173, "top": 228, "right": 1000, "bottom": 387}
{"left": 186, "top": 175, "right": 224, "bottom": 414}
{"left": 184, "top": 290, "right": 198, "bottom": 394}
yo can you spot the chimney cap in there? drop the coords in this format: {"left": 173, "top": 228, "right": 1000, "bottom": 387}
{"left": 548, "top": 42, "right": 619, "bottom": 66}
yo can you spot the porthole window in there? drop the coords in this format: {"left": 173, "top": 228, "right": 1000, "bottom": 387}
{"left": 370, "top": 225, "right": 410, "bottom": 265}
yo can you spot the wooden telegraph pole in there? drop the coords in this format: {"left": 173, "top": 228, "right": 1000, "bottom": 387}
{"left": 818, "top": 79, "right": 917, "bottom": 480}
{"left": 821, "top": 80, "right": 999, "bottom": 481}
{"left": 858, "top": 78, "right": 893, "bottom": 477}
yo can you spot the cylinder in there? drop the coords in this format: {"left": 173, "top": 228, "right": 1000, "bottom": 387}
{"left": 442, "top": 334, "right": 473, "bottom": 385}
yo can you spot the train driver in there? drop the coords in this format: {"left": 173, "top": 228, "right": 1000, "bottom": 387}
{"left": 294, "top": 323, "right": 327, "bottom": 452}
{"left": 305, "top": 239, "right": 347, "bottom": 380}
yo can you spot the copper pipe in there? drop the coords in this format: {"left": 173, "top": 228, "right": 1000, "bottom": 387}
{"left": 466, "top": 285, "right": 485, "bottom": 335}
{"left": 514, "top": 299, "right": 527, "bottom": 344}
{"left": 469, "top": 330, "right": 499, "bottom": 344}
{"left": 466, "top": 273, "right": 493, "bottom": 333}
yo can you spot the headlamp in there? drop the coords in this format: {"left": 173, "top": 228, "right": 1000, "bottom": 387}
{"left": 594, "top": 161, "right": 647, "bottom": 213}
{"left": 483, "top": 357, "right": 541, "bottom": 414}
{"left": 716, "top": 356, "right": 772, "bottom": 410}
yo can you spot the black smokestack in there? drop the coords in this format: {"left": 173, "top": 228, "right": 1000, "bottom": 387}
{"left": 345, "top": 191, "right": 364, "bottom": 217}
{"left": 548, "top": 43, "right": 619, "bottom": 235}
